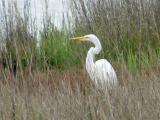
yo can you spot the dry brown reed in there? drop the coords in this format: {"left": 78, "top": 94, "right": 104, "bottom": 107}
{"left": 0, "top": 68, "right": 160, "bottom": 120}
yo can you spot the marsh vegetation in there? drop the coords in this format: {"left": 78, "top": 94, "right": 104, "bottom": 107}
{"left": 0, "top": 0, "right": 160, "bottom": 119}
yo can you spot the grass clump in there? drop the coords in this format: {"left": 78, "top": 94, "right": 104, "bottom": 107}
{"left": 0, "top": 70, "right": 160, "bottom": 120}
{"left": 70, "top": 0, "right": 160, "bottom": 71}
{"left": 38, "top": 27, "right": 78, "bottom": 69}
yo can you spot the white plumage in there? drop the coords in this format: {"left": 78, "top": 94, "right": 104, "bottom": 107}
{"left": 71, "top": 34, "right": 118, "bottom": 88}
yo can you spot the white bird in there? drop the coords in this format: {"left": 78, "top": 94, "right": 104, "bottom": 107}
{"left": 71, "top": 34, "right": 118, "bottom": 88}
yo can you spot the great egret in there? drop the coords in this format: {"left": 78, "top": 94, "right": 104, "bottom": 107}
{"left": 71, "top": 34, "right": 118, "bottom": 88}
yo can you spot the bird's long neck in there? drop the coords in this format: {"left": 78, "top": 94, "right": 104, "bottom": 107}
{"left": 92, "top": 38, "right": 102, "bottom": 55}
{"left": 86, "top": 38, "right": 102, "bottom": 72}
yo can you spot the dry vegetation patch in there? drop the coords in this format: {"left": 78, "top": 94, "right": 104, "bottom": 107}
{"left": 0, "top": 69, "right": 160, "bottom": 120}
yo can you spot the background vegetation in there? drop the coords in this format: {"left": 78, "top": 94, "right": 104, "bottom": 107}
{"left": 71, "top": 0, "right": 160, "bottom": 70}
{"left": 0, "top": 0, "right": 160, "bottom": 119}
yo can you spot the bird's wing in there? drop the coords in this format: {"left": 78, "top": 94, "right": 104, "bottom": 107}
{"left": 94, "top": 59, "right": 117, "bottom": 83}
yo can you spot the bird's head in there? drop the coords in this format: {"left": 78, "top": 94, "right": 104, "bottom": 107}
{"left": 71, "top": 34, "right": 98, "bottom": 43}
{"left": 71, "top": 34, "right": 102, "bottom": 53}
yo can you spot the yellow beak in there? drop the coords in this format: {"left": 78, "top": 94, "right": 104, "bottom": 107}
{"left": 70, "top": 36, "right": 86, "bottom": 41}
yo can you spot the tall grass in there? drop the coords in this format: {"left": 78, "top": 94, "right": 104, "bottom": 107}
{"left": 0, "top": 70, "right": 160, "bottom": 120}
{"left": 0, "top": 0, "right": 80, "bottom": 73}
{"left": 38, "top": 27, "right": 79, "bottom": 69}
{"left": 0, "top": 0, "right": 160, "bottom": 119}
{"left": 0, "top": 0, "right": 159, "bottom": 72}
{"left": 70, "top": 0, "right": 160, "bottom": 70}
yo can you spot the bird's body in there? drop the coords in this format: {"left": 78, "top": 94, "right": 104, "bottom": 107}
{"left": 71, "top": 34, "right": 118, "bottom": 88}
{"left": 87, "top": 58, "right": 117, "bottom": 86}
